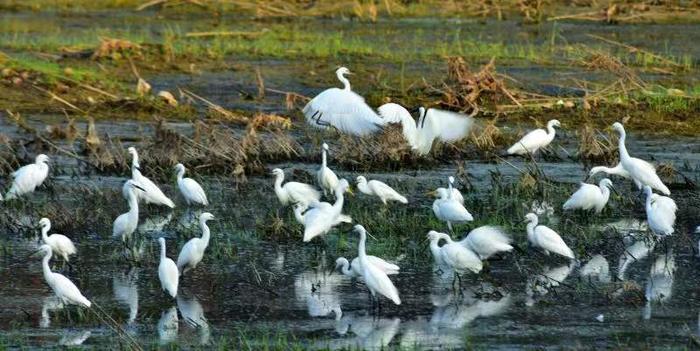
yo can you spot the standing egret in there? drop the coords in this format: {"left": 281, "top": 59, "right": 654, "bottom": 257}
{"left": 175, "top": 163, "right": 208, "bottom": 206}
{"left": 377, "top": 103, "right": 476, "bottom": 155}
{"left": 303, "top": 67, "right": 384, "bottom": 136}
{"left": 459, "top": 226, "right": 513, "bottom": 260}
{"left": 39, "top": 218, "right": 77, "bottom": 263}
{"left": 302, "top": 179, "right": 352, "bottom": 242}
{"left": 5, "top": 154, "right": 50, "bottom": 200}
{"left": 124, "top": 147, "right": 175, "bottom": 208}
{"left": 317, "top": 143, "right": 340, "bottom": 197}
{"left": 336, "top": 256, "right": 399, "bottom": 278}
{"left": 612, "top": 122, "right": 670, "bottom": 195}
{"left": 157, "top": 238, "right": 179, "bottom": 298}
{"left": 356, "top": 176, "right": 407, "bottom": 205}
{"left": 427, "top": 231, "right": 482, "bottom": 275}
{"left": 353, "top": 225, "right": 401, "bottom": 305}
{"left": 507, "top": 120, "right": 560, "bottom": 156}
{"left": 294, "top": 203, "right": 352, "bottom": 226}
{"left": 524, "top": 213, "right": 575, "bottom": 259}
{"left": 271, "top": 168, "right": 321, "bottom": 208}
{"left": 177, "top": 212, "right": 214, "bottom": 275}
{"left": 563, "top": 178, "right": 613, "bottom": 214}
{"left": 113, "top": 181, "right": 144, "bottom": 241}
{"left": 589, "top": 163, "right": 631, "bottom": 180}
{"left": 643, "top": 186, "right": 676, "bottom": 236}
{"left": 432, "top": 188, "right": 473, "bottom": 231}
{"left": 38, "top": 245, "right": 91, "bottom": 308}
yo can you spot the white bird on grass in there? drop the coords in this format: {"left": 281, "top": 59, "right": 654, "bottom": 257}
{"left": 271, "top": 168, "right": 321, "bottom": 208}
{"left": 612, "top": 122, "right": 670, "bottom": 195}
{"left": 377, "top": 103, "right": 476, "bottom": 155}
{"left": 643, "top": 186, "right": 676, "bottom": 236}
{"left": 39, "top": 218, "right": 76, "bottom": 263}
{"left": 353, "top": 225, "right": 401, "bottom": 305}
{"left": 524, "top": 213, "right": 575, "bottom": 259}
{"left": 302, "top": 179, "right": 352, "bottom": 242}
{"left": 175, "top": 163, "right": 208, "bottom": 206}
{"left": 507, "top": 120, "right": 560, "bottom": 156}
{"left": 157, "top": 238, "right": 179, "bottom": 298}
{"left": 356, "top": 176, "right": 407, "bottom": 205}
{"left": 177, "top": 212, "right": 214, "bottom": 275}
{"left": 113, "top": 180, "right": 144, "bottom": 241}
{"left": 432, "top": 187, "right": 473, "bottom": 231}
{"left": 563, "top": 178, "right": 613, "bottom": 214}
{"left": 123, "top": 147, "right": 175, "bottom": 208}
{"left": 38, "top": 245, "right": 91, "bottom": 308}
{"left": 459, "top": 226, "right": 513, "bottom": 260}
{"left": 427, "top": 231, "right": 482, "bottom": 275}
{"left": 303, "top": 67, "right": 384, "bottom": 136}
{"left": 336, "top": 256, "right": 399, "bottom": 278}
{"left": 5, "top": 154, "right": 50, "bottom": 200}
{"left": 317, "top": 143, "right": 340, "bottom": 197}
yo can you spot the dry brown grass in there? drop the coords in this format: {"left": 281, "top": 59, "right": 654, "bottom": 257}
{"left": 576, "top": 124, "right": 617, "bottom": 165}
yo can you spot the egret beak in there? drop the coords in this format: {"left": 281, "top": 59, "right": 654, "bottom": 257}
{"left": 425, "top": 190, "right": 438, "bottom": 197}
{"left": 366, "top": 231, "right": 377, "bottom": 240}
{"left": 610, "top": 186, "right": 620, "bottom": 196}
{"left": 346, "top": 187, "right": 355, "bottom": 196}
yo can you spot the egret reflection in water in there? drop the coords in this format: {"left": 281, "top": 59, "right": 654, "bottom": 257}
{"left": 112, "top": 268, "right": 139, "bottom": 324}
{"left": 644, "top": 253, "right": 676, "bottom": 320}
{"left": 157, "top": 306, "right": 179, "bottom": 344}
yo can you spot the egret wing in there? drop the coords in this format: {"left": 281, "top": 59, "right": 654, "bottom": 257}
{"left": 303, "top": 88, "right": 383, "bottom": 136}
{"left": 507, "top": 128, "right": 548, "bottom": 155}
{"left": 563, "top": 183, "right": 599, "bottom": 210}
{"left": 534, "top": 225, "right": 574, "bottom": 259}
{"left": 182, "top": 178, "right": 208, "bottom": 205}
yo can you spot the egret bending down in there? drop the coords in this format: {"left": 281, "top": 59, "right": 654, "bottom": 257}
{"left": 524, "top": 213, "right": 575, "bottom": 259}
{"left": 317, "top": 143, "right": 340, "bottom": 197}
{"left": 353, "top": 225, "right": 401, "bottom": 305}
{"left": 271, "top": 168, "right": 321, "bottom": 208}
{"left": 39, "top": 218, "right": 77, "bottom": 263}
{"left": 589, "top": 163, "right": 631, "bottom": 180}
{"left": 177, "top": 212, "right": 214, "bottom": 275}
{"left": 612, "top": 122, "right": 670, "bottom": 195}
{"left": 507, "top": 120, "right": 560, "bottom": 156}
{"left": 427, "top": 231, "right": 482, "bottom": 275}
{"left": 563, "top": 178, "right": 613, "bottom": 214}
{"left": 302, "top": 179, "right": 352, "bottom": 242}
{"left": 336, "top": 256, "right": 399, "bottom": 278}
{"left": 175, "top": 163, "right": 208, "bottom": 206}
{"left": 356, "top": 176, "right": 407, "bottom": 205}
{"left": 124, "top": 147, "right": 175, "bottom": 208}
{"left": 113, "top": 181, "right": 144, "bottom": 241}
{"left": 5, "top": 154, "right": 50, "bottom": 200}
{"left": 158, "top": 238, "right": 179, "bottom": 298}
{"left": 459, "top": 226, "right": 513, "bottom": 260}
{"left": 39, "top": 245, "right": 91, "bottom": 308}
{"left": 643, "top": 186, "right": 676, "bottom": 236}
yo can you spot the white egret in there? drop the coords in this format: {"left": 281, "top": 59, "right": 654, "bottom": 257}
{"left": 459, "top": 226, "right": 513, "bottom": 260}
{"left": 38, "top": 245, "right": 91, "bottom": 308}
{"left": 39, "top": 218, "right": 76, "bottom": 263}
{"left": 427, "top": 230, "right": 447, "bottom": 268}
{"left": 5, "top": 154, "right": 50, "bottom": 200}
{"left": 335, "top": 256, "right": 399, "bottom": 278}
{"left": 175, "top": 163, "right": 208, "bottom": 206}
{"left": 294, "top": 203, "right": 352, "bottom": 226}
{"left": 506, "top": 120, "right": 560, "bottom": 155}
{"left": 356, "top": 176, "right": 407, "bottom": 205}
{"left": 177, "top": 212, "right": 214, "bottom": 275}
{"left": 302, "top": 179, "right": 351, "bottom": 242}
{"left": 158, "top": 238, "right": 179, "bottom": 298}
{"left": 612, "top": 122, "right": 670, "bottom": 195}
{"left": 589, "top": 163, "right": 631, "bottom": 180}
{"left": 377, "top": 103, "right": 476, "bottom": 155}
{"left": 317, "top": 143, "right": 340, "bottom": 197}
{"left": 271, "top": 168, "right": 321, "bottom": 207}
{"left": 427, "top": 231, "right": 482, "bottom": 275}
{"left": 432, "top": 188, "right": 473, "bottom": 231}
{"left": 354, "top": 225, "right": 401, "bottom": 305}
{"left": 524, "top": 213, "right": 575, "bottom": 259}
{"left": 563, "top": 178, "right": 613, "bottom": 213}
{"left": 123, "top": 147, "right": 175, "bottom": 208}
{"left": 643, "top": 186, "right": 676, "bottom": 236}
{"left": 303, "top": 67, "right": 384, "bottom": 136}
{"left": 113, "top": 180, "right": 144, "bottom": 241}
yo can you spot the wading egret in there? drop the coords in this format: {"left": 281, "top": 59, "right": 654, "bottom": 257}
{"left": 432, "top": 188, "right": 473, "bottom": 231}
{"left": 294, "top": 203, "right": 352, "bottom": 226}
{"left": 124, "top": 147, "right": 175, "bottom": 208}
{"left": 356, "top": 176, "right": 407, "bottom": 205}
{"left": 271, "top": 168, "right": 321, "bottom": 207}
{"left": 113, "top": 181, "right": 144, "bottom": 241}
{"left": 302, "top": 179, "right": 352, "bottom": 242}
{"left": 177, "top": 212, "right": 214, "bottom": 275}
{"left": 38, "top": 245, "right": 91, "bottom": 308}
{"left": 303, "top": 67, "right": 384, "bottom": 136}
{"left": 612, "top": 122, "right": 670, "bottom": 195}
{"left": 39, "top": 218, "right": 76, "bottom": 262}
{"left": 507, "top": 120, "right": 560, "bottom": 155}
{"left": 317, "top": 143, "right": 340, "bottom": 197}
{"left": 5, "top": 154, "right": 49, "bottom": 200}
{"left": 158, "top": 238, "right": 179, "bottom": 298}
{"left": 353, "top": 225, "right": 401, "bottom": 305}
{"left": 335, "top": 256, "right": 400, "bottom": 278}
{"left": 563, "top": 178, "right": 613, "bottom": 213}
{"left": 589, "top": 163, "right": 631, "bottom": 180}
{"left": 427, "top": 231, "right": 482, "bottom": 275}
{"left": 643, "top": 186, "right": 676, "bottom": 236}
{"left": 459, "top": 226, "right": 513, "bottom": 260}
{"left": 524, "top": 213, "right": 575, "bottom": 259}
{"left": 175, "top": 163, "right": 208, "bottom": 206}
{"left": 377, "top": 103, "right": 476, "bottom": 155}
